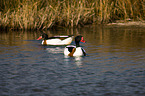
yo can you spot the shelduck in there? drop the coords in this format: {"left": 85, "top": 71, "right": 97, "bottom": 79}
{"left": 64, "top": 35, "right": 86, "bottom": 57}
{"left": 37, "top": 33, "right": 74, "bottom": 45}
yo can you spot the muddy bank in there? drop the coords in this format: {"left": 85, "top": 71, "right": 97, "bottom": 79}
{"left": 107, "top": 20, "right": 145, "bottom": 27}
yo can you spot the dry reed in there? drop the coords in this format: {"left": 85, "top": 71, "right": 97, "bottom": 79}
{"left": 0, "top": 0, "right": 144, "bottom": 30}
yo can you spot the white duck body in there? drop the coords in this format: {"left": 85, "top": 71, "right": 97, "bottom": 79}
{"left": 41, "top": 36, "right": 73, "bottom": 45}
{"left": 64, "top": 45, "right": 86, "bottom": 57}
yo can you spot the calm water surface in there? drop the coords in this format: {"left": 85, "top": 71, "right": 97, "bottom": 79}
{"left": 0, "top": 26, "right": 145, "bottom": 96}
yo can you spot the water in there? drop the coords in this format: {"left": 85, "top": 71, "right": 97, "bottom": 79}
{"left": 0, "top": 26, "right": 145, "bottom": 96}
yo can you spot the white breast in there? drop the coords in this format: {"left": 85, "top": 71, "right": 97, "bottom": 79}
{"left": 73, "top": 47, "right": 84, "bottom": 56}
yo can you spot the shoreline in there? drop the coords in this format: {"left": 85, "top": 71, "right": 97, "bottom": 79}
{"left": 1, "top": 21, "right": 145, "bottom": 31}
{"left": 107, "top": 21, "right": 145, "bottom": 28}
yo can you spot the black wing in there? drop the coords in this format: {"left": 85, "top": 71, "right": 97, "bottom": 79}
{"left": 81, "top": 48, "right": 86, "bottom": 56}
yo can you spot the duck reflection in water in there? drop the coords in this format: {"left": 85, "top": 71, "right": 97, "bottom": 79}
{"left": 44, "top": 46, "right": 83, "bottom": 67}
{"left": 64, "top": 56, "right": 83, "bottom": 67}
{"left": 45, "top": 46, "right": 64, "bottom": 54}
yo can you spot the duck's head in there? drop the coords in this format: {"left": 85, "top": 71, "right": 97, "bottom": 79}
{"left": 37, "top": 33, "right": 49, "bottom": 40}
{"left": 75, "top": 35, "right": 85, "bottom": 47}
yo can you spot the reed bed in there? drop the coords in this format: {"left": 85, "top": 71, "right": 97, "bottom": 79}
{"left": 0, "top": 0, "right": 144, "bottom": 30}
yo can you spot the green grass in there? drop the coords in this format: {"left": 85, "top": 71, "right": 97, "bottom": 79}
{"left": 0, "top": 0, "right": 144, "bottom": 30}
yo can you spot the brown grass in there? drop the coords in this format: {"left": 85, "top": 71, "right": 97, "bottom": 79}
{"left": 0, "top": 0, "right": 144, "bottom": 30}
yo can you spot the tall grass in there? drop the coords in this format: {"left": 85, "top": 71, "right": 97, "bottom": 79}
{"left": 0, "top": 0, "right": 144, "bottom": 30}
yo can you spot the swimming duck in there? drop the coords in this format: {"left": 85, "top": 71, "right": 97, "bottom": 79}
{"left": 64, "top": 35, "right": 86, "bottom": 57}
{"left": 37, "top": 33, "right": 74, "bottom": 45}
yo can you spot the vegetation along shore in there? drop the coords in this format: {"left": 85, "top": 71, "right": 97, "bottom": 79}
{"left": 0, "top": 0, "right": 145, "bottom": 30}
